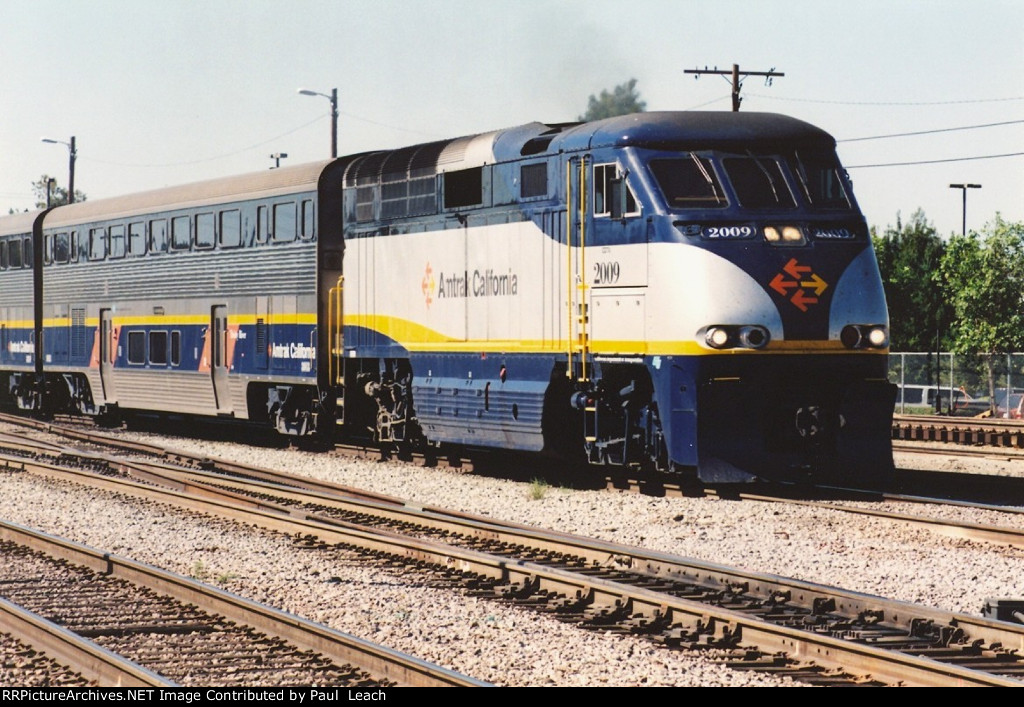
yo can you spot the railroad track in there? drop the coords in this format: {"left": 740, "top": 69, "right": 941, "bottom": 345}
{"left": 0, "top": 418, "right": 1021, "bottom": 686}
{"left": 893, "top": 414, "right": 1024, "bottom": 450}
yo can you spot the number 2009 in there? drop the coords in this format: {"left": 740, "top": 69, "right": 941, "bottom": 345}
{"left": 704, "top": 225, "right": 753, "bottom": 238}
{"left": 592, "top": 261, "right": 620, "bottom": 284}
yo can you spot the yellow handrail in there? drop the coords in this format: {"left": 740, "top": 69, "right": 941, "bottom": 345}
{"left": 327, "top": 275, "right": 344, "bottom": 385}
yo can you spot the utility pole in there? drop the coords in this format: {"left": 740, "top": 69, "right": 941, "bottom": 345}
{"left": 684, "top": 64, "right": 784, "bottom": 111}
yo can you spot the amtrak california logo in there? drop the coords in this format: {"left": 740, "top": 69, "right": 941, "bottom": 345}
{"left": 422, "top": 262, "right": 436, "bottom": 308}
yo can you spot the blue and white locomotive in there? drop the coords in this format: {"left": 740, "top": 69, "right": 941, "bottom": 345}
{"left": 0, "top": 111, "right": 895, "bottom": 484}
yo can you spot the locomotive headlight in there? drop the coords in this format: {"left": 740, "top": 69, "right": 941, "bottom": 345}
{"left": 763, "top": 225, "right": 806, "bottom": 245}
{"left": 840, "top": 324, "right": 889, "bottom": 349}
{"left": 782, "top": 226, "right": 805, "bottom": 244}
{"left": 705, "top": 326, "right": 731, "bottom": 349}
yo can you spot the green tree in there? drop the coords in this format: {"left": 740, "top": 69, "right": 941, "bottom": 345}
{"left": 579, "top": 78, "right": 646, "bottom": 121}
{"left": 938, "top": 215, "right": 1024, "bottom": 410}
{"left": 871, "top": 209, "right": 950, "bottom": 351}
{"left": 31, "top": 174, "right": 85, "bottom": 209}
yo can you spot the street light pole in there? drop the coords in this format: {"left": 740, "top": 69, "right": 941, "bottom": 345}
{"left": 949, "top": 183, "right": 981, "bottom": 236}
{"left": 297, "top": 87, "right": 338, "bottom": 158}
{"left": 41, "top": 135, "right": 77, "bottom": 204}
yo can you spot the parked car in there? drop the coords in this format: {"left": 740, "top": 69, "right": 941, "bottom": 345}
{"left": 997, "top": 393, "right": 1024, "bottom": 419}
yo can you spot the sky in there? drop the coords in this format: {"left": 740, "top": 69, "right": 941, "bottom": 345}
{"left": 2, "top": 0, "right": 1021, "bottom": 237}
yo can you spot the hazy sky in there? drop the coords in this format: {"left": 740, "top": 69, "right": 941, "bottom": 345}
{"left": 2, "top": 0, "right": 1021, "bottom": 236}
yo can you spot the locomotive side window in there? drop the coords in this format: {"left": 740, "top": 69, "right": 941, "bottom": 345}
{"left": 127, "top": 331, "right": 145, "bottom": 365}
{"left": 722, "top": 157, "right": 796, "bottom": 209}
{"left": 0, "top": 241, "right": 7, "bottom": 269}
{"left": 220, "top": 209, "right": 241, "bottom": 248}
{"left": 148, "top": 330, "right": 168, "bottom": 365}
{"left": 300, "top": 200, "right": 315, "bottom": 239}
{"left": 23, "top": 237, "right": 32, "bottom": 267}
{"left": 43, "top": 234, "right": 53, "bottom": 264}
{"left": 593, "top": 163, "right": 639, "bottom": 218}
{"left": 71, "top": 230, "right": 83, "bottom": 262}
{"left": 520, "top": 163, "right": 547, "bottom": 199}
{"left": 89, "top": 227, "right": 107, "bottom": 261}
{"left": 128, "top": 222, "right": 145, "bottom": 256}
{"left": 272, "top": 202, "right": 296, "bottom": 242}
{"left": 171, "top": 216, "right": 190, "bottom": 250}
{"left": 109, "top": 224, "right": 126, "bottom": 259}
{"left": 444, "top": 167, "right": 483, "bottom": 209}
{"left": 649, "top": 157, "right": 727, "bottom": 209}
{"left": 54, "top": 233, "right": 70, "bottom": 263}
{"left": 149, "top": 219, "right": 168, "bottom": 254}
{"left": 195, "top": 212, "right": 215, "bottom": 249}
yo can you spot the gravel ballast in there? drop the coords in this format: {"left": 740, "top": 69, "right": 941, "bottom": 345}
{"left": 1, "top": 425, "right": 1022, "bottom": 686}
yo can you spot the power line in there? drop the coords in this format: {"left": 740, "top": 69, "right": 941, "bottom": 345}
{"left": 839, "top": 119, "right": 1024, "bottom": 142}
{"left": 747, "top": 92, "right": 1024, "bottom": 106}
{"left": 82, "top": 115, "right": 327, "bottom": 168}
{"left": 846, "top": 152, "right": 1024, "bottom": 168}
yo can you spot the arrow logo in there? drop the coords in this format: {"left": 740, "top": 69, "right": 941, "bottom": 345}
{"left": 767, "top": 258, "right": 828, "bottom": 312}
{"left": 790, "top": 289, "right": 819, "bottom": 312}
{"left": 770, "top": 273, "right": 798, "bottom": 296}
{"left": 800, "top": 273, "right": 828, "bottom": 296}
{"left": 784, "top": 258, "right": 812, "bottom": 279}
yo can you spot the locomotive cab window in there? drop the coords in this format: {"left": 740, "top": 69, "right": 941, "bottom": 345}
{"left": 787, "top": 151, "right": 852, "bottom": 210}
{"left": 722, "top": 156, "right": 796, "bottom": 209}
{"left": 649, "top": 156, "right": 727, "bottom": 209}
{"left": 594, "top": 163, "right": 639, "bottom": 218}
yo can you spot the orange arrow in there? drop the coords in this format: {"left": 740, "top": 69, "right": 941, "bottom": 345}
{"left": 784, "top": 258, "right": 812, "bottom": 279}
{"left": 790, "top": 289, "right": 818, "bottom": 312}
{"left": 800, "top": 273, "right": 828, "bottom": 296}
{"left": 770, "top": 273, "right": 798, "bottom": 296}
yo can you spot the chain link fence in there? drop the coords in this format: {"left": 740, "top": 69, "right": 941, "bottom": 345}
{"left": 889, "top": 352, "right": 1024, "bottom": 416}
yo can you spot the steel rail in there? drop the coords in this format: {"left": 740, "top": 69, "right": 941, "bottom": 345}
{"left": 0, "top": 514, "right": 489, "bottom": 688}
{"left": 0, "top": 596, "right": 175, "bottom": 687}
{"left": 5, "top": 452, "right": 1022, "bottom": 686}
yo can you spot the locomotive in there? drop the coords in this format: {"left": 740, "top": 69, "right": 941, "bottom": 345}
{"left": 0, "top": 111, "right": 895, "bottom": 484}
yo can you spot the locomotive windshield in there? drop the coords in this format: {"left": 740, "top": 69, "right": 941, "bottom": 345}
{"left": 649, "top": 149, "right": 854, "bottom": 212}
{"left": 648, "top": 156, "right": 727, "bottom": 209}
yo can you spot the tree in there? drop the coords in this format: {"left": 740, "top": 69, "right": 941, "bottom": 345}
{"left": 871, "top": 209, "right": 950, "bottom": 351}
{"left": 579, "top": 78, "right": 646, "bottom": 121}
{"left": 938, "top": 215, "right": 1024, "bottom": 410}
{"left": 31, "top": 174, "right": 85, "bottom": 209}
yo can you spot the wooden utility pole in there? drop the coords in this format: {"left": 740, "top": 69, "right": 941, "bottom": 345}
{"left": 684, "top": 64, "right": 784, "bottom": 111}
